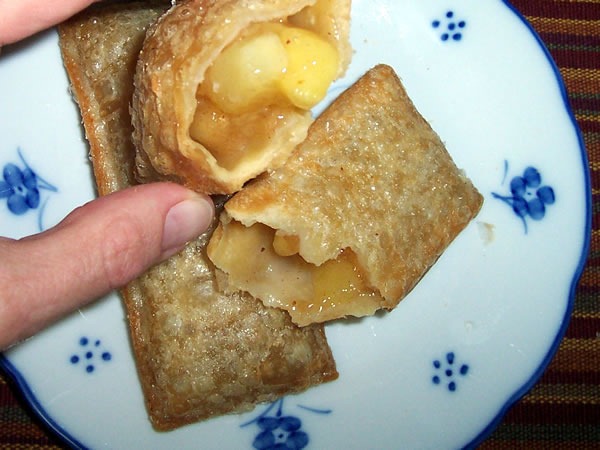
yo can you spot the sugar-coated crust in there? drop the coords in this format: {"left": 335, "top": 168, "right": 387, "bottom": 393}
{"left": 218, "top": 65, "right": 484, "bottom": 323}
{"left": 58, "top": 2, "right": 337, "bottom": 431}
{"left": 126, "top": 216, "right": 338, "bottom": 431}
{"left": 131, "top": 0, "right": 351, "bottom": 194}
{"left": 58, "top": 0, "right": 170, "bottom": 196}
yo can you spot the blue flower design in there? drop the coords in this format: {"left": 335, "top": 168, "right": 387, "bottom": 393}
{"left": 432, "top": 10, "right": 466, "bottom": 42}
{"left": 0, "top": 163, "right": 40, "bottom": 214}
{"left": 69, "top": 336, "right": 112, "bottom": 374}
{"left": 492, "top": 162, "right": 556, "bottom": 233}
{"left": 242, "top": 398, "right": 331, "bottom": 450}
{"left": 0, "top": 148, "right": 58, "bottom": 231}
{"left": 253, "top": 416, "right": 308, "bottom": 450}
{"left": 432, "top": 352, "right": 469, "bottom": 392}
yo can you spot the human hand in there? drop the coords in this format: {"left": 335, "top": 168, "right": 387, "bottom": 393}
{"left": 0, "top": 0, "right": 99, "bottom": 46}
{"left": 0, "top": 0, "right": 215, "bottom": 350}
{"left": 0, "top": 183, "right": 214, "bottom": 350}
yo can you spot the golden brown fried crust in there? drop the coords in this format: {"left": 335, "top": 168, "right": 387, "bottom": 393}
{"left": 211, "top": 65, "right": 484, "bottom": 325}
{"left": 58, "top": 0, "right": 170, "bottom": 196}
{"left": 131, "top": 0, "right": 351, "bottom": 194}
{"left": 59, "top": 2, "right": 337, "bottom": 431}
{"left": 125, "top": 218, "right": 337, "bottom": 431}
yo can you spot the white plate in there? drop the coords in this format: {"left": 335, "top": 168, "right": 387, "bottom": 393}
{"left": 0, "top": 0, "right": 590, "bottom": 448}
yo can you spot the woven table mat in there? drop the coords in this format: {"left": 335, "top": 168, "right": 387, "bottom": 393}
{"left": 1, "top": 0, "right": 599, "bottom": 448}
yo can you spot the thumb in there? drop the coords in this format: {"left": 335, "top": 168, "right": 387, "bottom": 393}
{"left": 0, "top": 0, "right": 99, "bottom": 46}
{"left": 0, "top": 182, "right": 214, "bottom": 349}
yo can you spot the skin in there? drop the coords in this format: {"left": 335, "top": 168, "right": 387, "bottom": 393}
{"left": 0, "top": 0, "right": 99, "bottom": 46}
{"left": 0, "top": 1, "right": 215, "bottom": 349}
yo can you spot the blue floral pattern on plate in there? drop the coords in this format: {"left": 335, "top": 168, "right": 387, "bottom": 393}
{"left": 0, "top": 148, "right": 58, "bottom": 231}
{"left": 242, "top": 398, "right": 331, "bottom": 450}
{"left": 492, "top": 161, "right": 556, "bottom": 233}
{"left": 432, "top": 352, "right": 470, "bottom": 392}
{"left": 432, "top": 11, "right": 467, "bottom": 42}
{"left": 69, "top": 336, "right": 112, "bottom": 374}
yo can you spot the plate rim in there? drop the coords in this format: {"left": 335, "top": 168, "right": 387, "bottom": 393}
{"left": 463, "top": 0, "right": 591, "bottom": 448}
{"left": 0, "top": 355, "right": 85, "bottom": 449}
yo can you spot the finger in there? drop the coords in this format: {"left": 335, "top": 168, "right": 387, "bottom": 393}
{"left": 0, "top": 182, "right": 214, "bottom": 349}
{"left": 0, "top": 0, "right": 98, "bottom": 46}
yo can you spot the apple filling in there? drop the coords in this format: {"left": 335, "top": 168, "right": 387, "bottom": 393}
{"left": 189, "top": 20, "right": 339, "bottom": 171}
{"left": 207, "top": 220, "right": 384, "bottom": 326}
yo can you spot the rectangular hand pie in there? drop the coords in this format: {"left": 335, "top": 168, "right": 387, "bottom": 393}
{"left": 58, "top": 1, "right": 337, "bottom": 431}
{"left": 132, "top": 0, "right": 352, "bottom": 194}
{"left": 208, "top": 64, "right": 484, "bottom": 326}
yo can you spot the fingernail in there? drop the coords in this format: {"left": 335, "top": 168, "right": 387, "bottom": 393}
{"left": 161, "top": 196, "right": 214, "bottom": 258}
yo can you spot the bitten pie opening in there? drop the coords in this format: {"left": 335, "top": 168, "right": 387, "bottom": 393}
{"left": 190, "top": 20, "right": 339, "bottom": 171}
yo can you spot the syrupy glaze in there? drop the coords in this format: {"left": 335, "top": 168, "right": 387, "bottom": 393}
{"left": 189, "top": 4, "right": 340, "bottom": 171}
{"left": 308, "top": 250, "right": 380, "bottom": 317}
{"left": 208, "top": 220, "right": 383, "bottom": 326}
{"left": 189, "top": 98, "right": 291, "bottom": 170}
